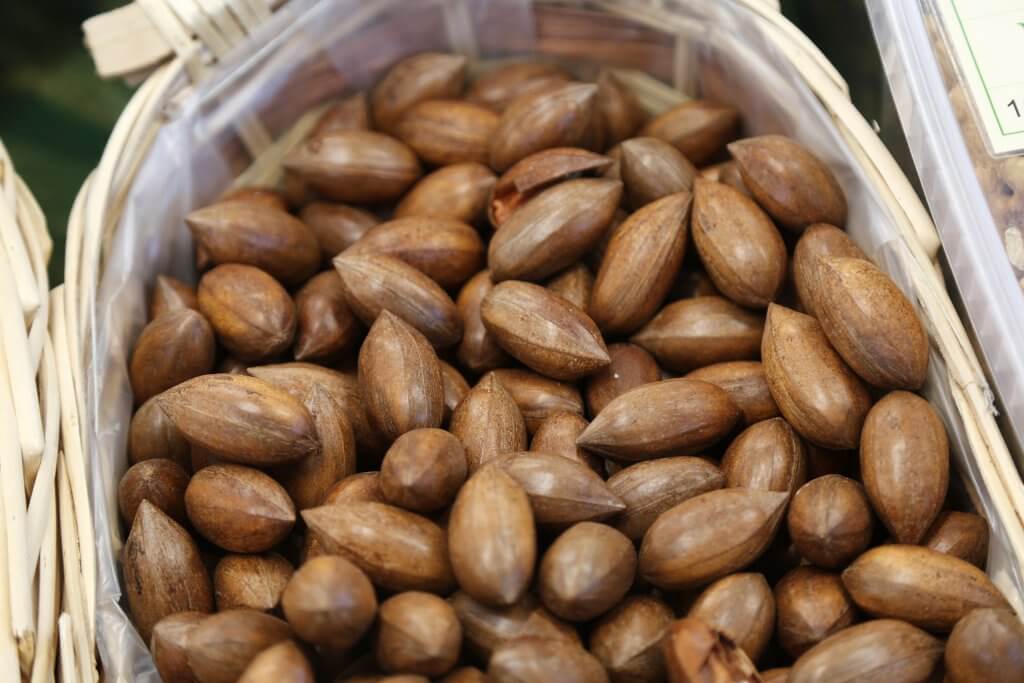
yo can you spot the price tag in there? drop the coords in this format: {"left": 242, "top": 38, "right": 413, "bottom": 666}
{"left": 935, "top": 0, "right": 1024, "bottom": 156}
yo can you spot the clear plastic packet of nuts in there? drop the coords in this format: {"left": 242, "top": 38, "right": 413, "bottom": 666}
{"left": 867, "top": 0, "right": 1024, "bottom": 458}
{"left": 78, "top": 0, "right": 1024, "bottom": 681}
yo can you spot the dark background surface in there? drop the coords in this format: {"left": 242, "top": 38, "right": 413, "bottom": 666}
{"left": 0, "top": 0, "right": 915, "bottom": 285}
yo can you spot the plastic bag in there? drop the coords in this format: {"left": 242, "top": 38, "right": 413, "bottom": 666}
{"left": 88, "top": 1, "right": 1024, "bottom": 679}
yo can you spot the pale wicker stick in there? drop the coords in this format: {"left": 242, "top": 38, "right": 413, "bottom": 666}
{"left": 49, "top": 289, "right": 95, "bottom": 662}
{"left": 232, "top": 102, "right": 331, "bottom": 188}
{"left": 29, "top": 495, "right": 58, "bottom": 683}
{"left": 56, "top": 615, "right": 75, "bottom": 683}
{"left": 0, "top": 203, "right": 45, "bottom": 472}
{"left": 0, "top": 393, "right": 24, "bottom": 679}
{"left": 0, "top": 365, "right": 34, "bottom": 671}
{"left": 56, "top": 454, "right": 93, "bottom": 683}
{"left": 16, "top": 181, "right": 52, "bottom": 389}
{"left": 0, "top": 260, "right": 34, "bottom": 672}
{"left": 27, "top": 340, "right": 60, "bottom": 571}
{"left": 0, "top": 144, "right": 41, "bottom": 318}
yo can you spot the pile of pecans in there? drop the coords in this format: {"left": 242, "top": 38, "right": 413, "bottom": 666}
{"left": 120, "top": 52, "right": 1024, "bottom": 683}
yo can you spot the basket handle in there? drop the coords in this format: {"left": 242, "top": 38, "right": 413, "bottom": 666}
{"left": 83, "top": 0, "right": 284, "bottom": 81}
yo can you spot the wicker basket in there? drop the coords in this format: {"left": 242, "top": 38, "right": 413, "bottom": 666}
{"left": 0, "top": 141, "right": 66, "bottom": 681}
{"left": 69, "top": 0, "right": 1024, "bottom": 680}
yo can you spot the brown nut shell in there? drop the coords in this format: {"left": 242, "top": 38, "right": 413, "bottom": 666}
{"left": 450, "top": 372, "right": 528, "bottom": 473}
{"left": 813, "top": 257, "right": 929, "bottom": 390}
{"left": 118, "top": 458, "right": 189, "bottom": 525}
{"left": 589, "top": 595, "right": 673, "bottom": 683}
{"left": 335, "top": 252, "right": 462, "bottom": 349}
{"left": 488, "top": 368, "right": 584, "bottom": 433}
{"left": 149, "top": 274, "right": 198, "bottom": 320}
{"left": 662, "top": 617, "right": 760, "bottom": 683}
{"left": 530, "top": 411, "right": 603, "bottom": 474}
{"left": 547, "top": 262, "right": 594, "bottom": 312}
{"left": 692, "top": 178, "right": 787, "bottom": 308}
{"left": 488, "top": 178, "right": 623, "bottom": 283}
{"left": 395, "top": 99, "right": 498, "bottom": 166}
{"left": 589, "top": 191, "right": 691, "bottom": 335}
{"left": 455, "top": 270, "right": 512, "bottom": 374}
{"left": 721, "top": 417, "right": 807, "bottom": 495}
{"left": 761, "top": 304, "right": 872, "bottom": 450}
{"left": 377, "top": 592, "right": 462, "bottom": 676}
{"left": 151, "top": 611, "right": 206, "bottom": 683}
{"left": 281, "top": 554, "right": 377, "bottom": 651}
{"left": 293, "top": 270, "right": 362, "bottom": 362}
{"left": 157, "top": 373, "right": 318, "bottom": 466}
{"left": 358, "top": 311, "right": 445, "bottom": 441}
{"left": 788, "top": 475, "right": 872, "bottom": 569}
{"left": 346, "top": 216, "right": 484, "bottom": 290}
{"left": 924, "top": 511, "right": 989, "bottom": 568}
{"left": 185, "top": 201, "right": 320, "bottom": 286}
{"left": 185, "top": 464, "right": 296, "bottom": 553}
{"left": 791, "top": 223, "right": 866, "bottom": 316}
{"left": 482, "top": 280, "right": 610, "bottom": 381}
{"left": 688, "top": 573, "right": 776, "bottom": 663}
{"left": 270, "top": 379, "right": 357, "bottom": 511}
{"left": 440, "top": 668, "right": 488, "bottom": 683}
{"left": 185, "top": 609, "right": 291, "bottom": 683}
{"left": 729, "top": 135, "right": 847, "bottom": 230}
{"left": 631, "top": 296, "right": 763, "bottom": 374}
{"left": 945, "top": 607, "right": 1024, "bottom": 683}
{"left": 303, "top": 501, "right": 455, "bottom": 593}
{"left": 607, "top": 456, "right": 725, "bottom": 541}
{"left": 685, "top": 361, "right": 779, "bottom": 426}
{"left": 490, "top": 148, "right": 612, "bottom": 227}
{"left": 448, "top": 466, "right": 536, "bottom": 606}
{"left": 489, "top": 83, "right": 597, "bottom": 172}
{"left": 129, "top": 396, "right": 191, "bottom": 468}
{"left": 197, "top": 264, "right": 297, "bottom": 361}
{"left": 841, "top": 545, "right": 1010, "bottom": 631}
{"left": 488, "top": 637, "right": 608, "bottom": 683}
{"left": 495, "top": 451, "right": 625, "bottom": 525}
{"left": 775, "top": 566, "right": 857, "bottom": 658}
{"left": 585, "top": 343, "right": 662, "bottom": 417}
{"left": 247, "top": 362, "right": 387, "bottom": 459}
{"left": 640, "top": 100, "right": 740, "bottom": 165}
{"left": 380, "top": 428, "right": 467, "bottom": 513}
{"left": 213, "top": 553, "right": 293, "bottom": 612}
{"left": 619, "top": 137, "right": 697, "bottom": 209}
{"left": 577, "top": 378, "right": 740, "bottom": 461}
{"left": 371, "top": 52, "right": 467, "bottom": 132}
{"left": 237, "top": 641, "right": 314, "bottom": 683}
{"left": 788, "top": 619, "right": 942, "bottom": 683}
{"left": 449, "top": 591, "right": 579, "bottom": 661}
{"left": 395, "top": 162, "right": 496, "bottom": 224}
{"left": 591, "top": 70, "right": 647, "bottom": 149}
{"left": 284, "top": 131, "right": 422, "bottom": 204}
{"left": 130, "top": 308, "right": 215, "bottom": 404}
{"left": 638, "top": 488, "right": 788, "bottom": 590}
{"left": 124, "top": 501, "right": 214, "bottom": 642}
{"left": 440, "top": 360, "right": 470, "bottom": 422}
{"left": 299, "top": 201, "right": 379, "bottom": 260}
{"left": 860, "top": 391, "right": 949, "bottom": 544}
{"left": 311, "top": 91, "right": 370, "bottom": 137}
{"left": 538, "top": 522, "right": 636, "bottom": 623}
{"left": 467, "top": 61, "right": 571, "bottom": 111}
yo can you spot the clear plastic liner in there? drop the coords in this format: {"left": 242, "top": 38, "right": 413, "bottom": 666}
{"left": 867, "top": 0, "right": 1024, "bottom": 463}
{"left": 88, "top": 0, "right": 1023, "bottom": 679}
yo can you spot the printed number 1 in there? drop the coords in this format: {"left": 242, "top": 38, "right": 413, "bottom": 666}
{"left": 1011, "top": 100, "right": 1022, "bottom": 118}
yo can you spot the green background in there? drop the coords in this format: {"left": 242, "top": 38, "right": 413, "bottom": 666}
{"left": 0, "top": 0, "right": 914, "bottom": 286}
